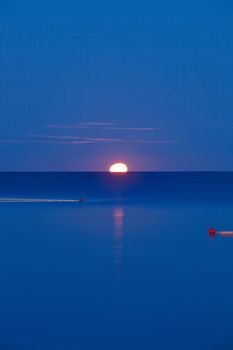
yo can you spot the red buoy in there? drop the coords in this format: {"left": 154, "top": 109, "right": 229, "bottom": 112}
{"left": 209, "top": 228, "right": 216, "bottom": 237}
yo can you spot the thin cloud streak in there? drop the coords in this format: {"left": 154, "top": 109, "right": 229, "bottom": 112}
{"left": 27, "top": 134, "right": 124, "bottom": 142}
{"left": 44, "top": 122, "right": 116, "bottom": 129}
{"left": 43, "top": 123, "right": 163, "bottom": 131}
{"left": 0, "top": 140, "right": 94, "bottom": 145}
{"left": 80, "top": 122, "right": 116, "bottom": 126}
{"left": 0, "top": 139, "right": 25, "bottom": 144}
{"left": 25, "top": 134, "right": 177, "bottom": 144}
{"left": 210, "top": 126, "right": 233, "bottom": 129}
{"left": 105, "top": 127, "right": 163, "bottom": 131}
{"left": 0, "top": 135, "right": 176, "bottom": 145}
{"left": 44, "top": 124, "right": 87, "bottom": 129}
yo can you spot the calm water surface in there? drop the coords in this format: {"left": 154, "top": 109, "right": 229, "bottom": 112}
{"left": 0, "top": 173, "right": 232, "bottom": 349}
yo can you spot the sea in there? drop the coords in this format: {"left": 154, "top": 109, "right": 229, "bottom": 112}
{"left": 0, "top": 172, "right": 233, "bottom": 350}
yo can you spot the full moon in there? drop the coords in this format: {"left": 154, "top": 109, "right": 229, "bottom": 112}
{"left": 109, "top": 162, "right": 128, "bottom": 173}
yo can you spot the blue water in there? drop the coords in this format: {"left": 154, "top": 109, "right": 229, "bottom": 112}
{"left": 0, "top": 172, "right": 233, "bottom": 349}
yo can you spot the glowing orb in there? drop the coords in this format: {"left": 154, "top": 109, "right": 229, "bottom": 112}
{"left": 109, "top": 163, "right": 128, "bottom": 173}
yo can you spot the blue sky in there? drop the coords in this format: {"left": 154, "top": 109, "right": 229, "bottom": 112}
{"left": 0, "top": 0, "right": 232, "bottom": 170}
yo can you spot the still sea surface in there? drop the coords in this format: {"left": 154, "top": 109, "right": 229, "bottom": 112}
{"left": 0, "top": 172, "right": 233, "bottom": 349}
